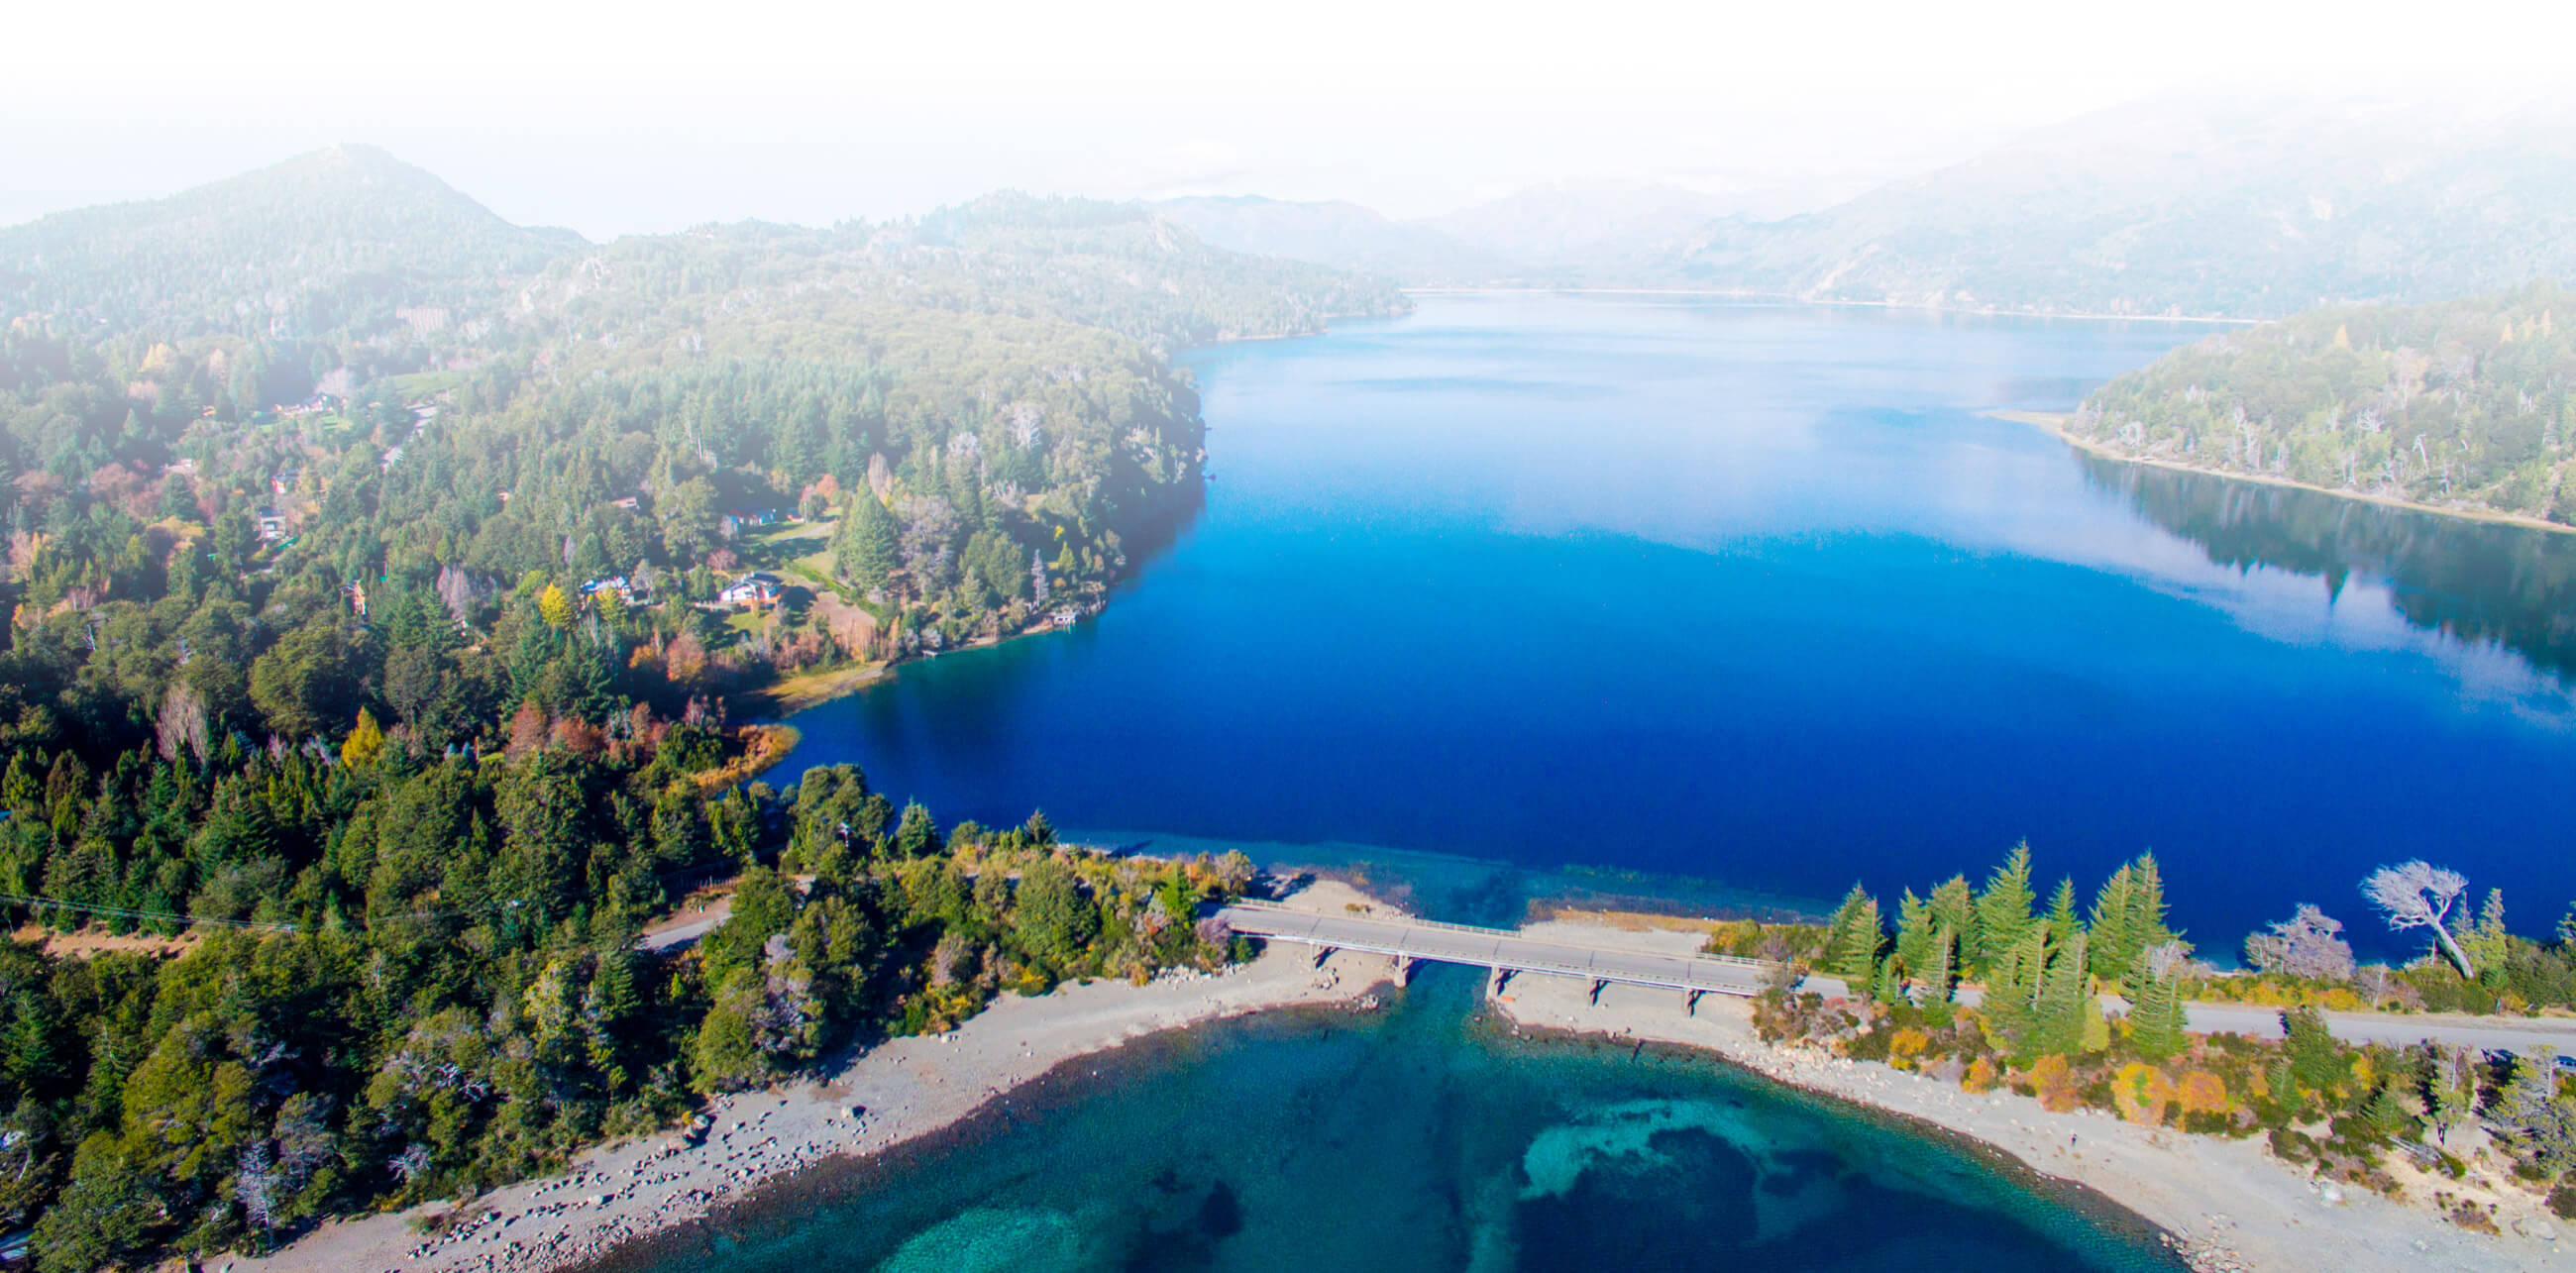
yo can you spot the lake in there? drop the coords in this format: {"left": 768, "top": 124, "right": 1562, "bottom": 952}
{"left": 777, "top": 293, "right": 2576, "bottom": 953}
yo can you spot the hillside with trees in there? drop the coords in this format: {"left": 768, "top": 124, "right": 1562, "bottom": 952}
{"left": 0, "top": 145, "right": 583, "bottom": 344}
{"left": 0, "top": 148, "right": 1394, "bottom": 1269}
{"left": 2073, "top": 282, "right": 2576, "bottom": 525}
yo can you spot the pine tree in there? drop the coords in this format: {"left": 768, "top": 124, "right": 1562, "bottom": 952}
{"left": 2460, "top": 890, "right": 2511, "bottom": 984}
{"left": 1984, "top": 924, "right": 2048, "bottom": 1043}
{"left": 2087, "top": 862, "right": 2139, "bottom": 983}
{"left": 2045, "top": 877, "right": 2081, "bottom": 945}
{"left": 1823, "top": 883, "right": 1882, "bottom": 987}
{"left": 2127, "top": 956, "right": 2186, "bottom": 1061}
{"left": 1922, "top": 923, "right": 1957, "bottom": 1006}
{"left": 2125, "top": 853, "right": 2176, "bottom": 958}
{"left": 1974, "top": 843, "right": 2037, "bottom": 979}
{"left": 1893, "top": 890, "right": 1938, "bottom": 982}
{"left": 2030, "top": 929, "right": 2093, "bottom": 1057}
{"left": 835, "top": 489, "right": 901, "bottom": 592}
{"left": 1927, "top": 874, "right": 1976, "bottom": 953}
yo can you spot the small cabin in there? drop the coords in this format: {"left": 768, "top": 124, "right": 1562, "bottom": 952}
{"left": 717, "top": 572, "right": 784, "bottom": 609}
{"left": 581, "top": 576, "right": 645, "bottom": 605}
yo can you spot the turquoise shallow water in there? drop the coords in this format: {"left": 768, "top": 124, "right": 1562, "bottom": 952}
{"left": 602, "top": 966, "right": 2182, "bottom": 1272}
{"left": 778, "top": 293, "right": 2576, "bottom": 950}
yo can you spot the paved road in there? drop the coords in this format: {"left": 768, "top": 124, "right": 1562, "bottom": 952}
{"left": 2174, "top": 1002, "right": 2576, "bottom": 1053}
{"left": 1216, "top": 902, "right": 1824, "bottom": 999}
{"left": 1222, "top": 902, "right": 2576, "bottom": 1054}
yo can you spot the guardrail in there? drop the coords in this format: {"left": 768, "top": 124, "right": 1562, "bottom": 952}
{"left": 1218, "top": 901, "right": 1790, "bottom": 986}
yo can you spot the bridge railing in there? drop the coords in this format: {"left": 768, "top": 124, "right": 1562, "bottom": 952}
{"left": 1221, "top": 900, "right": 1783, "bottom": 975}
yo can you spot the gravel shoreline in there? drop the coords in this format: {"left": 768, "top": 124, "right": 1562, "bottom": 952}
{"left": 230, "top": 884, "right": 1393, "bottom": 1273}
{"left": 1491, "top": 918, "right": 2566, "bottom": 1273}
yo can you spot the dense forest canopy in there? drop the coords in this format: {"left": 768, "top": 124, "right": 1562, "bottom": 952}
{"left": 2075, "top": 282, "right": 2576, "bottom": 522}
{"left": 0, "top": 145, "right": 1394, "bottom": 1270}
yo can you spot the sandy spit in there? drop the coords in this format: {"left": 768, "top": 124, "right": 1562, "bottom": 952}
{"left": 1492, "top": 919, "right": 2566, "bottom": 1273}
{"left": 231, "top": 884, "right": 1395, "bottom": 1273}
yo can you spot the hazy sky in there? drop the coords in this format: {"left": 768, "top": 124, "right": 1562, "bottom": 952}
{"left": 8, "top": 0, "right": 2572, "bottom": 239}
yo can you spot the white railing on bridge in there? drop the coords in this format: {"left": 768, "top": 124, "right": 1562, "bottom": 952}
{"left": 1220, "top": 900, "right": 1786, "bottom": 979}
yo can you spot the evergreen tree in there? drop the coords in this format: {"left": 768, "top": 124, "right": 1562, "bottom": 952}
{"left": 2029, "top": 929, "right": 2094, "bottom": 1057}
{"left": 2126, "top": 854, "right": 2176, "bottom": 962}
{"left": 1922, "top": 923, "right": 1957, "bottom": 1005}
{"left": 2045, "top": 877, "right": 2081, "bottom": 945}
{"left": 1823, "top": 883, "right": 1882, "bottom": 987}
{"left": 2087, "top": 861, "right": 2139, "bottom": 982}
{"left": 1973, "top": 843, "right": 2037, "bottom": 978}
{"left": 1892, "top": 890, "right": 1938, "bottom": 981}
{"left": 1984, "top": 924, "right": 2048, "bottom": 1043}
{"left": 834, "top": 489, "right": 901, "bottom": 593}
{"left": 1926, "top": 874, "right": 1976, "bottom": 967}
{"left": 2460, "top": 889, "right": 2512, "bottom": 984}
{"left": 2127, "top": 954, "right": 2187, "bottom": 1061}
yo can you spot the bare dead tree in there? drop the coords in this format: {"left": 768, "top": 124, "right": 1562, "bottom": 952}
{"left": 2362, "top": 861, "right": 2477, "bottom": 978}
{"left": 2243, "top": 904, "right": 2357, "bottom": 982}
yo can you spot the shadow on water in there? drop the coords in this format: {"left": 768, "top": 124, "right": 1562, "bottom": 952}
{"left": 588, "top": 862, "right": 2181, "bottom": 1273}
{"left": 2083, "top": 452, "right": 2576, "bottom": 683}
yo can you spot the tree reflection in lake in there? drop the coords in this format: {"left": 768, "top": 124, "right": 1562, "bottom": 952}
{"left": 2081, "top": 453, "right": 2576, "bottom": 686}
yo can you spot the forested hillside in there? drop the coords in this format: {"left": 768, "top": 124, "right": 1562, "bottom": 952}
{"left": 0, "top": 145, "right": 583, "bottom": 344}
{"left": 2075, "top": 282, "right": 2576, "bottom": 523}
{"left": 0, "top": 148, "right": 1384, "bottom": 1270}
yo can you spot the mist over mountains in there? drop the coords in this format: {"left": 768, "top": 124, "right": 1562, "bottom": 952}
{"left": 1158, "top": 92, "right": 2576, "bottom": 318}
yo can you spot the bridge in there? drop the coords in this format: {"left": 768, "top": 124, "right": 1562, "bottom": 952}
{"left": 1216, "top": 902, "right": 2576, "bottom": 1054}
{"left": 1213, "top": 902, "right": 1833, "bottom": 1010}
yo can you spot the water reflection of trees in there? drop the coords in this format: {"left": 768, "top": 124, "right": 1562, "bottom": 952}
{"left": 2082, "top": 454, "right": 2576, "bottom": 683}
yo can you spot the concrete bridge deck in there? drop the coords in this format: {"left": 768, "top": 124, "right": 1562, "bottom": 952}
{"left": 1214, "top": 902, "right": 1808, "bottom": 1002}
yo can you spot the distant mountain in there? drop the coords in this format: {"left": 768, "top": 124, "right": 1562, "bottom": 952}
{"left": 912, "top": 192, "right": 1411, "bottom": 350}
{"left": 1668, "top": 92, "right": 2576, "bottom": 318}
{"left": 1157, "top": 183, "right": 1789, "bottom": 285}
{"left": 0, "top": 144, "right": 587, "bottom": 340}
{"left": 1150, "top": 195, "right": 1509, "bottom": 285}
{"left": 1423, "top": 180, "right": 1739, "bottom": 271}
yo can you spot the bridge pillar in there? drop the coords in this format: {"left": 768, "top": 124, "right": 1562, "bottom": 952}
{"left": 1589, "top": 978, "right": 1609, "bottom": 1006}
{"left": 1397, "top": 956, "right": 1421, "bottom": 987}
{"left": 1491, "top": 968, "right": 1516, "bottom": 995}
{"left": 1686, "top": 989, "right": 1705, "bottom": 1017}
{"left": 1313, "top": 946, "right": 1336, "bottom": 970}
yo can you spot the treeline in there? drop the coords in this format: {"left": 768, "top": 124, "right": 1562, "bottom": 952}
{"left": 1739, "top": 845, "right": 2576, "bottom": 1225}
{"left": 0, "top": 749, "right": 1254, "bottom": 1272}
{"left": 2077, "top": 281, "right": 2576, "bottom": 521}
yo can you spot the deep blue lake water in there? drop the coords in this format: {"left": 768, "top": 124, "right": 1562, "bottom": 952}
{"left": 780, "top": 293, "right": 2576, "bottom": 953}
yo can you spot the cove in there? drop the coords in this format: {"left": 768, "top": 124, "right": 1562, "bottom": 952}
{"left": 776, "top": 293, "right": 2576, "bottom": 950}
{"left": 597, "top": 963, "right": 2183, "bottom": 1272}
